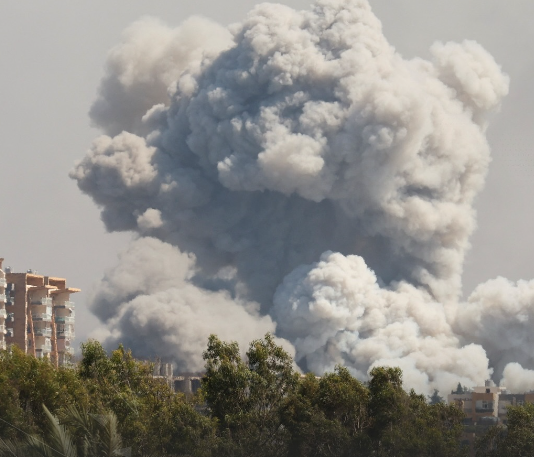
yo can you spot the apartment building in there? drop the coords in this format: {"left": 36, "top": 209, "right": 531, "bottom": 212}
{"left": 4, "top": 266, "right": 79, "bottom": 366}
{"left": 0, "top": 258, "right": 7, "bottom": 350}
{"left": 448, "top": 380, "right": 534, "bottom": 425}
{"left": 497, "top": 392, "right": 534, "bottom": 422}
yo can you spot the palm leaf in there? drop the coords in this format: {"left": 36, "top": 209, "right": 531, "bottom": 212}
{"left": 91, "top": 412, "right": 123, "bottom": 457}
{"left": 58, "top": 404, "right": 94, "bottom": 456}
{"left": 24, "top": 405, "right": 77, "bottom": 457}
{"left": 0, "top": 437, "right": 29, "bottom": 457}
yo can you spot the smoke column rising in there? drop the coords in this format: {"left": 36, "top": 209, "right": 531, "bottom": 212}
{"left": 71, "top": 0, "right": 534, "bottom": 393}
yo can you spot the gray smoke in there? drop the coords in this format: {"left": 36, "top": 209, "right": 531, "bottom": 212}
{"left": 272, "top": 251, "right": 491, "bottom": 394}
{"left": 71, "top": 0, "right": 534, "bottom": 393}
{"left": 455, "top": 277, "right": 534, "bottom": 390}
{"left": 87, "top": 236, "right": 282, "bottom": 371}
{"left": 90, "top": 16, "right": 232, "bottom": 137}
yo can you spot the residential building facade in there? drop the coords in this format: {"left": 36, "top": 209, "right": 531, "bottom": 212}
{"left": 3, "top": 265, "right": 79, "bottom": 366}
{"left": 448, "top": 380, "right": 534, "bottom": 425}
{"left": 0, "top": 258, "right": 7, "bottom": 350}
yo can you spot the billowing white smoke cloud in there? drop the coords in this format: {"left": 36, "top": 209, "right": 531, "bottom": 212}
{"left": 90, "top": 16, "right": 232, "bottom": 136}
{"left": 455, "top": 277, "right": 534, "bottom": 391}
{"left": 89, "top": 236, "right": 283, "bottom": 371}
{"left": 272, "top": 251, "right": 491, "bottom": 394}
{"left": 70, "top": 0, "right": 534, "bottom": 393}
{"left": 501, "top": 364, "right": 534, "bottom": 394}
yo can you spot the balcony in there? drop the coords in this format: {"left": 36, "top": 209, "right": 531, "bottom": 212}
{"left": 31, "top": 297, "right": 52, "bottom": 306}
{"left": 0, "top": 324, "right": 5, "bottom": 333}
{"left": 6, "top": 328, "right": 13, "bottom": 338}
{"left": 0, "top": 309, "right": 6, "bottom": 319}
{"left": 0, "top": 294, "right": 5, "bottom": 302}
{"left": 0, "top": 340, "right": 6, "bottom": 350}
{"left": 55, "top": 316, "right": 75, "bottom": 324}
{"left": 32, "top": 313, "right": 52, "bottom": 322}
{"left": 56, "top": 301, "right": 75, "bottom": 309}
{"left": 36, "top": 343, "right": 52, "bottom": 351}
{"left": 0, "top": 278, "right": 6, "bottom": 287}
{"left": 6, "top": 296, "right": 14, "bottom": 305}
{"left": 57, "top": 330, "right": 75, "bottom": 339}
{"left": 35, "top": 348, "right": 52, "bottom": 358}
{"left": 34, "top": 327, "right": 52, "bottom": 337}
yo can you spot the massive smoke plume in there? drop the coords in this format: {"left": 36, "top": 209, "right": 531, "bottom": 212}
{"left": 72, "top": 0, "right": 534, "bottom": 394}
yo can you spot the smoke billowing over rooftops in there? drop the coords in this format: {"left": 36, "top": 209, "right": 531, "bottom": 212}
{"left": 71, "top": 0, "right": 534, "bottom": 394}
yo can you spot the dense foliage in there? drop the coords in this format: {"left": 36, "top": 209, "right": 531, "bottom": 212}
{"left": 0, "top": 334, "right": 511, "bottom": 457}
{"left": 0, "top": 344, "right": 215, "bottom": 457}
{"left": 475, "top": 403, "right": 534, "bottom": 457}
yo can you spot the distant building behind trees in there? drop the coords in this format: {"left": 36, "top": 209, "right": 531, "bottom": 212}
{"left": 448, "top": 379, "right": 534, "bottom": 425}
{"left": 151, "top": 357, "right": 203, "bottom": 394}
{"left": 448, "top": 379, "right": 534, "bottom": 452}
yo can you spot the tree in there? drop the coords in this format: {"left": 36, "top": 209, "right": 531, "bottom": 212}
{"left": 0, "top": 336, "right": 475, "bottom": 457}
{"left": 0, "top": 345, "right": 88, "bottom": 440}
{"left": 202, "top": 333, "right": 299, "bottom": 457}
{"left": 368, "top": 366, "right": 404, "bottom": 445}
{"left": 367, "top": 368, "right": 466, "bottom": 457}
{"left": 201, "top": 335, "right": 251, "bottom": 428}
{"left": 429, "top": 389, "right": 445, "bottom": 405}
{"left": 78, "top": 340, "right": 215, "bottom": 457}
{"left": 0, "top": 404, "right": 128, "bottom": 457}
{"left": 476, "top": 403, "right": 534, "bottom": 457}
{"left": 453, "top": 383, "right": 465, "bottom": 395}
{"left": 388, "top": 391, "right": 467, "bottom": 457}
{"left": 281, "top": 367, "right": 372, "bottom": 457}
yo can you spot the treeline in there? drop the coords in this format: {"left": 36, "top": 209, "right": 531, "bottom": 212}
{"left": 0, "top": 334, "right": 530, "bottom": 457}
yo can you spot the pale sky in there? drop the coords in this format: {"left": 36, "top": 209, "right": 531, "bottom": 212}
{"left": 1, "top": 0, "right": 533, "bottom": 347}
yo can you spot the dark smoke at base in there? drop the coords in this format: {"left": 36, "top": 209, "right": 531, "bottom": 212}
{"left": 72, "top": 0, "right": 534, "bottom": 394}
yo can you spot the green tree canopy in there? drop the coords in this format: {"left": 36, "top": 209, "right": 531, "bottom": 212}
{"left": 0, "top": 337, "right": 471, "bottom": 457}
{"left": 202, "top": 333, "right": 299, "bottom": 457}
{"left": 476, "top": 403, "right": 534, "bottom": 457}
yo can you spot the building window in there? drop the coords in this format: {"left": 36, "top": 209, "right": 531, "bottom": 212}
{"left": 476, "top": 400, "right": 493, "bottom": 412}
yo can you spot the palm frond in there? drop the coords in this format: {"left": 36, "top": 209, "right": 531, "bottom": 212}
{"left": 0, "top": 437, "right": 29, "bottom": 457}
{"left": 60, "top": 404, "right": 93, "bottom": 436}
{"left": 58, "top": 404, "right": 95, "bottom": 456}
{"left": 91, "top": 412, "right": 123, "bottom": 457}
{"left": 25, "top": 405, "right": 77, "bottom": 457}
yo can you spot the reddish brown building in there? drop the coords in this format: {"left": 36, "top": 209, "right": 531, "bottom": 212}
{"left": 0, "top": 258, "right": 7, "bottom": 350}
{"left": 4, "top": 266, "right": 79, "bottom": 366}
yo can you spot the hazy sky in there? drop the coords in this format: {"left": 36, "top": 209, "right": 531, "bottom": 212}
{"left": 1, "top": 0, "right": 533, "bottom": 347}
